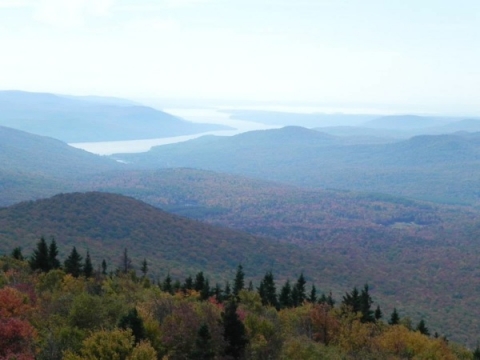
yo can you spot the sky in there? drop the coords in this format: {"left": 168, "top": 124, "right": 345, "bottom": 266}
{"left": 0, "top": 0, "right": 479, "bottom": 114}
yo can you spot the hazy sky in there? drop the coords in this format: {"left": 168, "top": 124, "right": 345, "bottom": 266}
{"left": 0, "top": 0, "right": 479, "bottom": 113}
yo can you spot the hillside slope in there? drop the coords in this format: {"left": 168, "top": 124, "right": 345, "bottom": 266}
{"left": 0, "top": 90, "right": 229, "bottom": 142}
{"left": 113, "top": 127, "right": 480, "bottom": 206}
{"left": 0, "top": 191, "right": 320, "bottom": 281}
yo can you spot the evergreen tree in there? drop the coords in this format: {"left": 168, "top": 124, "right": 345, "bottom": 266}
{"left": 30, "top": 237, "right": 50, "bottom": 272}
{"left": 64, "top": 246, "right": 83, "bottom": 277}
{"left": 233, "top": 264, "right": 245, "bottom": 297}
{"left": 342, "top": 287, "right": 361, "bottom": 314}
{"left": 258, "top": 271, "right": 278, "bottom": 308}
{"left": 194, "top": 271, "right": 205, "bottom": 292}
{"left": 101, "top": 259, "right": 107, "bottom": 275}
{"left": 309, "top": 284, "right": 317, "bottom": 303}
{"left": 140, "top": 258, "right": 148, "bottom": 277}
{"left": 389, "top": 308, "right": 400, "bottom": 325}
{"left": 120, "top": 248, "right": 132, "bottom": 274}
{"left": 247, "top": 281, "right": 254, "bottom": 292}
{"left": 473, "top": 345, "right": 480, "bottom": 360}
{"left": 191, "top": 324, "right": 215, "bottom": 360}
{"left": 118, "top": 308, "right": 145, "bottom": 344}
{"left": 11, "top": 247, "right": 24, "bottom": 261}
{"left": 183, "top": 275, "right": 194, "bottom": 292}
{"left": 214, "top": 283, "right": 223, "bottom": 302}
{"left": 162, "top": 273, "right": 173, "bottom": 294}
{"left": 200, "top": 279, "right": 211, "bottom": 300}
{"left": 416, "top": 319, "right": 430, "bottom": 336}
{"left": 359, "top": 284, "right": 375, "bottom": 323}
{"left": 374, "top": 305, "right": 383, "bottom": 321}
{"left": 279, "top": 280, "right": 293, "bottom": 308}
{"left": 224, "top": 281, "right": 232, "bottom": 301}
{"left": 84, "top": 250, "right": 93, "bottom": 278}
{"left": 223, "top": 301, "right": 248, "bottom": 360}
{"left": 292, "top": 272, "right": 307, "bottom": 307}
{"left": 48, "top": 238, "right": 61, "bottom": 270}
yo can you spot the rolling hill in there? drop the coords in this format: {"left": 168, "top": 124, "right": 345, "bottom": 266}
{"left": 113, "top": 127, "right": 480, "bottom": 206}
{"left": 0, "top": 90, "right": 229, "bottom": 142}
{"left": 0, "top": 191, "right": 321, "bottom": 282}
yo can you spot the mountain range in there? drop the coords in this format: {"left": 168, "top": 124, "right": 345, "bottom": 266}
{"left": 0, "top": 90, "right": 229, "bottom": 142}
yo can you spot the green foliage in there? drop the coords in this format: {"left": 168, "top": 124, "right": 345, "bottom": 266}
{"left": 84, "top": 251, "right": 93, "bottom": 278}
{"left": 64, "top": 247, "right": 83, "bottom": 278}
{"left": 118, "top": 308, "right": 146, "bottom": 344}
{"left": 223, "top": 300, "right": 248, "bottom": 359}
{"left": 30, "top": 236, "right": 50, "bottom": 272}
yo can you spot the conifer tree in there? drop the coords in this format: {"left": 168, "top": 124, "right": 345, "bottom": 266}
{"left": 309, "top": 284, "right": 317, "bottom": 303}
{"left": 359, "top": 284, "right": 374, "bottom": 323}
{"left": 64, "top": 246, "right": 83, "bottom": 277}
{"left": 101, "top": 259, "right": 107, "bottom": 275}
{"left": 140, "top": 258, "right": 148, "bottom": 278}
{"left": 200, "top": 279, "right": 211, "bottom": 300}
{"left": 11, "top": 247, "right": 24, "bottom": 261}
{"left": 279, "top": 280, "right": 293, "bottom": 308}
{"left": 473, "top": 345, "right": 480, "bottom": 360}
{"left": 258, "top": 271, "right": 278, "bottom": 308}
{"left": 416, "top": 319, "right": 430, "bottom": 336}
{"left": 292, "top": 273, "right": 307, "bottom": 307}
{"left": 183, "top": 275, "right": 194, "bottom": 292}
{"left": 48, "top": 238, "right": 61, "bottom": 270}
{"left": 191, "top": 324, "right": 215, "bottom": 360}
{"left": 389, "top": 308, "right": 400, "bottom": 325}
{"left": 247, "top": 281, "right": 254, "bottom": 292}
{"left": 162, "top": 273, "right": 173, "bottom": 294}
{"left": 194, "top": 271, "right": 205, "bottom": 292}
{"left": 374, "top": 305, "right": 383, "bottom": 321}
{"left": 224, "top": 281, "right": 232, "bottom": 301}
{"left": 222, "top": 301, "right": 248, "bottom": 360}
{"left": 120, "top": 248, "right": 132, "bottom": 274}
{"left": 84, "top": 250, "right": 93, "bottom": 278}
{"left": 342, "top": 287, "right": 361, "bottom": 314}
{"left": 118, "top": 308, "right": 145, "bottom": 344}
{"left": 30, "top": 237, "right": 50, "bottom": 272}
{"left": 233, "top": 264, "right": 245, "bottom": 297}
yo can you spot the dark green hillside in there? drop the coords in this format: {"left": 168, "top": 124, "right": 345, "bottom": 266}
{"left": 0, "top": 90, "right": 229, "bottom": 142}
{"left": 84, "top": 168, "right": 480, "bottom": 345}
{"left": 0, "top": 191, "right": 319, "bottom": 281}
{"left": 114, "top": 127, "right": 480, "bottom": 206}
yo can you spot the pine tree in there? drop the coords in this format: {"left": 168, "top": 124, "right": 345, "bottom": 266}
{"left": 200, "top": 279, "right": 211, "bottom": 300}
{"left": 162, "top": 273, "right": 173, "bottom": 294}
{"left": 389, "top": 308, "right": 400, "bottom": 325}
{"left": 359, "top": 284, "right": 374, "bottom": 323}
{"left": 118, "top": 308, "right": 145, "bottom": 343}
{"left": 258, "top": 271, "right": 278, "bottom": 308}
{"left": 120, "top": 248, "right": 132, "bottom": 274}
{"left": 11, "top": 247, "right": 24, "bottom": 261}
{"left": 101, "top": 259, "right": 107, "bottom": 275}
{"left": 233, "top": 264, "right": 245, "bottom": 297}
{"left": 191, "top": 324, "right": 215, "bottom": 360}
{"left": 64, "top": 246, "right": 83, "bottom": 277}
{"left": 140, "top": 258, "right": 148, "bottom": 277}
{"left": 416, "top": 319, "right": 430, "bottom": 336}
{"left": 224, "top": 281, "right": 232, "bottom": 301}
{"left": 222, "top": 301, "right": 248, "bottom": 359}
{"left": 374, "top": 305, "right": 383, "bottom": 321}
{"left": 279, "top": 280, "right": 293, "bottom": 308}
{"left": 194, "top": 271, "right": 205, "bottom": 292}
{"left": 292, "top": 273, "right": 307, "bottom": 307}
{"left": 30, "top": 237, "right": 50, "bottom": 272}
{"left": 309, "top": 284, "right": 317, "bottom": 303}
{"left": 473, "top": 345, "right": 480, "bottom": 360}
{"left": 84, "top": 250, "right": 93, "bottom": 278}
{"left": 48, "top": 238, "right": 61, "bottom": 270}
{"left": 342, "top": 287, "right": 361, "bottom": 314}
{"left": 183, "top": 275, "right": 194, "bottom": 293}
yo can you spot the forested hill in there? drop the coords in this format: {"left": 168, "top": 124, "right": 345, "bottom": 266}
{"left": 0, "top": 191, "right": 321, "bottom": 280}
{"left": 0, "top": 90, "right": 229, "bottom": 142}
{"left": 113, "top": 127, "right": 480, "bottom": 206}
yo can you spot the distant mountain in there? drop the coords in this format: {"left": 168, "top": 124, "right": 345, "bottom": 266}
{"left": 0, "top": 90, "right": 230, "bottom": 142}
{"left": 227, "top": 109, "right": 378, "bottom": 127}
{"left": 0, "top": 191, "right": 320, "bottom": 280}
{"left": 362, "top": 115, "right": 453, "bottom": 129}
{"left": 113, "top": 127, "right": 480, "bottom": 206}
{"left": 0, "top": 125, "right": 123, "bottom": 205}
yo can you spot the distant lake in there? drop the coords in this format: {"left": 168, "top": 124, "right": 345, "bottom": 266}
{"left": 70, "top": 108, "right": 278, "bottom": 155}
